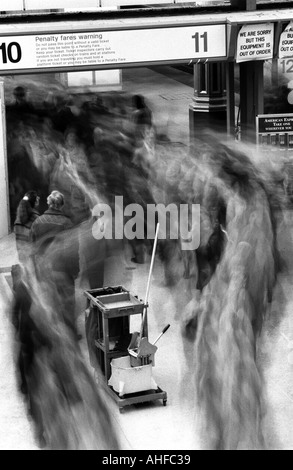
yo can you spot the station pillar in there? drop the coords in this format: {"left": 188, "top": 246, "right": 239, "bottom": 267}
{"left": 239, "top": 61, "right": 264, "bottom": 143}
{"left": 189, "top": 61, "right": 227, "bottom": 140}
{"left": 231, "top": 0, "right": 262, "bottom": 143}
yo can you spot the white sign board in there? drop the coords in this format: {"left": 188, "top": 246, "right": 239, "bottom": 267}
{"left": 0, "top": 0, "right": 23, "bottom": 11}
{"left": 0, "top": 82, "right": 10, "bottom": 239}
{"left": 25, "top": 0, "right": 99, "bottom": 9}
{"left": 0, "top": 24, "right": 227, "bottom": 73}
{"left": 279, "top": 21, "right": 293, "bottom": 59}
{"left": 236, "top": 23, "right": 274, "bottom": 63}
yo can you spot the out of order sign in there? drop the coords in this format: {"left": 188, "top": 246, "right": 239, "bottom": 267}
{"left": 236, "top": 23, "right": 274, "bottom": 63}
{"left": 0, "top": 24, "right": 226, "bottom": 72}
{"left": 279, "top": 21, "right": 293, "bottom": 59}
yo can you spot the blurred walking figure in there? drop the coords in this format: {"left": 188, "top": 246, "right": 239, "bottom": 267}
{"left": 30, "top": 190, "right": 80, "bottom": 339}
{"left": 14, "top": 190, "right": 40, "bottom": 265}
{"left": 11, "top": 190, "right": 118, "bottom": 450}
{"left": 11, "top": 85, "right": 35, "bottom": 116}
{"left": 49, "top": 128, "right": 92, "bottom": 225}
{"left": 131, "top": 94, "right": 153, "bottom": 141}
{"left": 11, "top": 261, "right": 119, "bottom": 450}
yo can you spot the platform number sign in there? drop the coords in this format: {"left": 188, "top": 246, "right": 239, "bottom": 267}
{"left": 192, "top": 31, "right": 208, "bottom": 53}
{"left": 0, "top": 42, "right": 22, "bottom": 64}
{"left": 280, "top": 59, "right": 293, "bottom": 74}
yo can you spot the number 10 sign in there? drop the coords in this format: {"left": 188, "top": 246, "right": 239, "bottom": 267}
{"left": 0, "top": 24, "right": 226, "bottom": 73}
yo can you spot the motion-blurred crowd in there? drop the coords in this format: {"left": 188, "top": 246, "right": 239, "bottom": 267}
{"left": 6, "top": 81, "right": 291, "bottom": 450}
{"left": 8, "top": 83, "right": 157, "bottom": 450}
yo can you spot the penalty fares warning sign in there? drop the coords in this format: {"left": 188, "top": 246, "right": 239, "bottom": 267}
{"left": 0, "top": 24, "right": 227, "bottom": 73}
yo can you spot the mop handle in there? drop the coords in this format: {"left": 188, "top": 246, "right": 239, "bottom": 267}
{"left": 140, "top": 223, "right": 160, "bottom": 338}
{"left": 153, "top": 324, "right": 171, "bottom": 345}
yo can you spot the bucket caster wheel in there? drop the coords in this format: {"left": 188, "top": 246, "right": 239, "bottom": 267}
{"left": 163, "top": 399, "right": 167, "bottom": 406}
{"left": 119, "top": 407, "right": 124, "bottom": 414}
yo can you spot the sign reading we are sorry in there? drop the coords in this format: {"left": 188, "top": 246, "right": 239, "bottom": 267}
{"left": 236, "top": 23, "right": 274, "bottom": 63}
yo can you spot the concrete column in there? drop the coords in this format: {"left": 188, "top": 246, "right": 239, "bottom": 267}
{"left": 231, "top": 0, "right": 262, "bottom": 143}
{"left": 0, "top": 81, "right": 10, "bottom": 238}
{"left": 226, "top": 62, "right": 235, "bottom": 138}
{"left": 239, "top": 61, "right": 264, "bottom": 142}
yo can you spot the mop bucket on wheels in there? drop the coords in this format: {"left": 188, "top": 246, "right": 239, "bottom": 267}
{"left": 108, "top": 356, "right": 158, "bottom": 397}
{"left": 92, "top": 223, "right": 168, "bottom": 409}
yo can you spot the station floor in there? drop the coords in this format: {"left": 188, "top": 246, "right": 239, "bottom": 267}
{"left": 1, "top": 217, "right": 293, "bottom": 451}
{"left": 0, "top": 66, "right": 293, "bottom": 450}
{"left": 0, "top": 65, "right": 197, "bottom": 451}
{"left": 0, "top": 233, "right": 200, "bottom": 450}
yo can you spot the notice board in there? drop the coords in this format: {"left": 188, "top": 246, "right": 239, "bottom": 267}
{"left": 256, "top": 113, "right": 293, "bottom": 149}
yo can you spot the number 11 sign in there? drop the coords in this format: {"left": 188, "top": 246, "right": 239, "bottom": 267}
{"left": 192, "top": 31, "right": 208, "bottom": 54}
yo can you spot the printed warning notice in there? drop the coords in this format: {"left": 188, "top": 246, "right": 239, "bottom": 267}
{"left": 34, "top": 33, "right": 116, "bottom": 68}
{"left": 279, "top": 22, "right": 293, "bottom": 59}
{"left": 236, "top": 23, "right": 274, "bottom": 63}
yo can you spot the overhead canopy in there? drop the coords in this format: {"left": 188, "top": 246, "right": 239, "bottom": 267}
{"left": 0, "top": 7, "right": 293, "bottom": 73}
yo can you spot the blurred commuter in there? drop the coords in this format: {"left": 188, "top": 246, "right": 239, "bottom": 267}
{"left": 50, "top": 94, "right": 76, "bottom": 134}
{"left": 7, "top": 123, "right": 43, "bottom": 226}
{"left": 78, "top": 215, "right": 106, "bottom": 290}
{"left": 132, "top": 94, "right": 153, "bottom": 131}
{"left": 14, "top": 190, "right": 40, "bottom": 265}
{"left": 49, "top": 128, "right": 92, "bottom": 225}
{"left": 10, "top": 262, "right": 49, "bottom": 447}
{"left": 30, "top": 190, "right": 80, "bottom": 340}
{"left": 11, "top": 260, "right": 119, "bottom": 450}
{"left": 10, "top": 85, "right": 35, "bottom": 116}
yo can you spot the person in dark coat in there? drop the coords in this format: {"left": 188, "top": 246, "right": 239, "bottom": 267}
{"left": 30, "top": 190, "right": 73, "bottom": 245}
{"left": 7, "top": 85, "right": 35, "bottom": 119}
{"left": 14, "top": 190, "right": 40, "bottom": 265}
{"left": 10, "top": 261, "right": 51, "bottom": 448}
{"left": 132, "top": 94, "right": 153, "bottom": 129}
{"left": 30, "top": 190, "right": 80, "bottom": 339}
